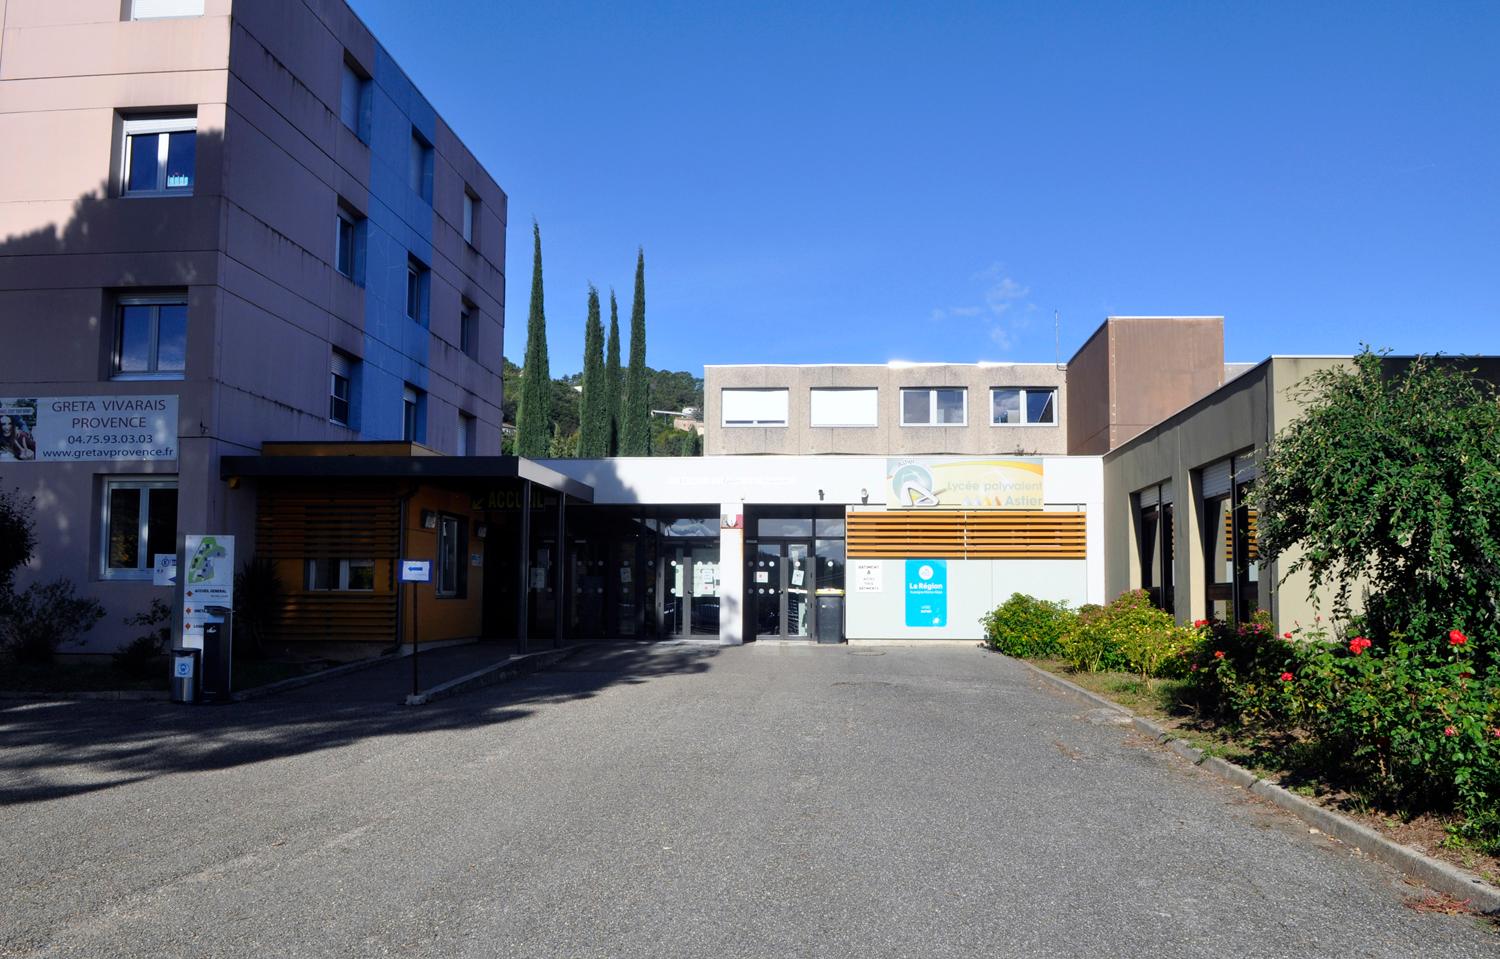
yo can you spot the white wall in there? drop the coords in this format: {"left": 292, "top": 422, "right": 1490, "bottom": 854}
{"left": 539, "top": 456, "right": 1104, "bottom": 642}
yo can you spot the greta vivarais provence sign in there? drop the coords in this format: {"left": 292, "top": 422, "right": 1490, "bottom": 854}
{"left": 0, "top": 396, "right": 178, "bottom": 463}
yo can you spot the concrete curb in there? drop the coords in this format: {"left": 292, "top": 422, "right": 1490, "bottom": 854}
{"left": 404, "top": 643, "right": 590, "bottom": 706}
{"left": 0, "top": 688, "right": 171, "bottom": 702}
{"left": 231, "top": 638, "right": 478, "bottom": 702}
{"left": 1012, "top": 656, "right": 1500, "bottom": 915}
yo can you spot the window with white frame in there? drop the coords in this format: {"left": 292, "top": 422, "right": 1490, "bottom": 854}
{"left": 721, "top": 388, "right": 789, "bottom": 427}
{"left": 129, "top": 0, "right": 204, "bottom": 19}
{"left": 900, "top": 387, "right": 966, "bottom": 426}
{"left": 121, "top": 116, "right": 196, "bottom": 196}
{"left": 436, "top": 514, "right": 465, "bottom": 597}
{"left": 114, "top": 293, "right": 187, "bottom": 378}
{"left": 329, "top": 351, "right": 354, "bottom": 425}
{"left": 990, "top": 387, "right": 1057, "bottom": 425}
{"left": 809, "top": 387, "right": 878, "bottom": 427}
{"left": 406, "top": 257, "right": 429, "bottom": 324}
{"left": 409, "top": 128, "right": 433, "bottom": 202}
{"left": 305, "top": 558, "right": 375, "bottom": 591}
{"left": 335, "top": 205, "right": 364, "bottom": 281}
{"left": 101, "top": 478, "right": 177, "bottom": 579}
{"left": 462, "top": 190, "right": 478, "bottom": 245}
{"left": 339, "top": 55, "right": 370, "bottom": 141}
{"left": 402, "top": 385, "right": 423, "bottom": 442}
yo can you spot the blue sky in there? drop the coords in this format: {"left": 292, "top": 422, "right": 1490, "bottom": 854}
{"left": 350, "top": 1, "right": 1500, "bottom": 375}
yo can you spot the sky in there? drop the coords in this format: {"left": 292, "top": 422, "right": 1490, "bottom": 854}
{"left": 349, "top": 0, "right": 1500, "bottom": 375}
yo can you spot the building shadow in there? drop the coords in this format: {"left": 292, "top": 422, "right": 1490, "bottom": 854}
{"left": 0, "top": 642, "right": 718, "bottom": 806}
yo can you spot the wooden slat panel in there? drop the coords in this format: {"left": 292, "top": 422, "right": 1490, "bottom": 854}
{"left": 847, "top": 510, "right": 1086, "bottom": 560}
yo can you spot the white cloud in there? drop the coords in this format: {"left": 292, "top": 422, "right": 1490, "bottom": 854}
{"left": 928, "top": 262, "right": 1035, "bottom": 354}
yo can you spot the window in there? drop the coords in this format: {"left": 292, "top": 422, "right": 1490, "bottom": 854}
{"left": 457, "top": 412, "right": 476, "bottom": 456}
{"left": 114, "top": 294, "right": 187, "bottom": 378}
{"left": 809, "top": 388, "right": 878, "bottom": 427}
{"left": 334, "top": 206, "right": 364, "bottom": 281}
{"left": 339, "top": 55, "right": 370, "bottom": 141}
{"left": 121, "top": 116, "right": 195, "bottom": 196}
{"left": 101, "top": 478, "right": 177, "bottom": 579}
{"left": 329, "top": 351, "right": 354, "bottom": 426}
{"left": 900, "top": 387, "right": 966, "bottom": 426}
{"left": 1136, "top": 482, "right": 1175, "bottom": 614}
{"left": 462, "top": 190, "right": 478, "bottom": 245}
{"left": 406, "top": 258, "right": 429, "bottom": 325}
{"left": 129, "top": 0, "right": 204, "bottom": 18}
{"left": 402, "top": 385, "right": 423, "bottom": 442}
{"left": 459, "top": 305, "right": 477, "bottom": 358}
{"left": 1201, "top": 454, "right": 1260, "bottom": 624}
{"left": 436, "top": 514, "right": 466, "bottom": 597}
{"left": 991, "top": 387, "right": 1057, "bottom": 425}
{"left": 409, "top": 128, "right": 433, "bottom": 202}
{"left": 305, "top": 559, "right": 375, "bottom": 591}
{"left": 721, "top": 388, "right": 789, "bottom": 427}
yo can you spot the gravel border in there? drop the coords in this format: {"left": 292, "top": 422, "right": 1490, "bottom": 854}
{"left": 1012, "top": 655, "right": 1500, "bottom": 915}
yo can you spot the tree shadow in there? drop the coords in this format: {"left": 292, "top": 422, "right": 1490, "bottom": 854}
{"left": 0, "top": 642, "right": 717, "bottom": 806}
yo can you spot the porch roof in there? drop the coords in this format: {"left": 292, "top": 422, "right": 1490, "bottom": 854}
{"left": 220, "top": 453, "right": 595, "bottom": 503}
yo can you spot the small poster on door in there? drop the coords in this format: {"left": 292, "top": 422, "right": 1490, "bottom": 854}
{"left": 755, "top": 570, "right": 769, "bottom": 584}
{"left": 790, "top": 569, "right": 805, "bottom": 587}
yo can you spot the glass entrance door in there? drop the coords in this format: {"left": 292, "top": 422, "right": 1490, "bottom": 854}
{"left": 664, "top": 545, "right": 720, "bottom": 637}
{"left": 750, "top": 541, "right": 812, "bottom": 640}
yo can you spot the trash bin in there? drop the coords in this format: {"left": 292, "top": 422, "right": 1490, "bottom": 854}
{"left": 815, "top": 594, "right": 844, "bottom": 644}
{"left": 201, "top": 607, "right": 233, "bottom": 703}
{"left": 170, "top": 647, "right": 201, "bottom": 704}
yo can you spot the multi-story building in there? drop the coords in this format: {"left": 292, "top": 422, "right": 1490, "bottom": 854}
{"left": 705, "top": 316, "right": 1241, "bottom": 457}
{"left": 0, "top": 0, "right": 506, "bottom": 647}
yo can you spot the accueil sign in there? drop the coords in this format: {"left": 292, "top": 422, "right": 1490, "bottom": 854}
{"left": 0, "top": 395, "right": 178, "bottom": 462}
{"left": 886, "top": 457, "right": 1044, "bottom": 509}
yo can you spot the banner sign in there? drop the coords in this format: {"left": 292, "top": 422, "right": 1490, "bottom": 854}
{"left": 181, "top": 534, "right": 234, "bottom": 650}
{"left": 400, "top": 560, "right": 432, "bottom": 583}
{"left": 886, "top": 457, "right": 1043, "bottom": 509}
{"left": 904, "top": 559, "right": 947, "bottom": 627}
{"left": 0, "top": 396, "right": 177, "bottom": 463}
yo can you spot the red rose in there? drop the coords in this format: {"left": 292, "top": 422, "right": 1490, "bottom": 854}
{"left": 1190, "top": 664, "right": 1199, "bottom": 672}
{"left": 1279, "top": 672, "right": 1294, "bottom": 682}
{"left": 1349, "top": 637, "right": 1372, "bottom": 655}
{"left": 1194, "top": 619, "right": 1208, "bottom": 628}
{"left": 1282, "top": 632, "right": 1293, "bottom": 639}
{"left": 1449, "top": 630, "right": 1467, "bottom": 646}
{"left": 1214, "top": 650, "right": 1225, "bottom": 660}
{"left": 1444, "top": 726, "right": 1457, "bottom": 737}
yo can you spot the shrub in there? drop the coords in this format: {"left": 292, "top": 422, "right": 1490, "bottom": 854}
{"left": 1060, "top": 589, "right": 1196, "bottom": 678}
{"left": 0, "top": 579, "right": 105, "bottom": 664}
{"left": 234, "top": 556, "right": 284, "bottom": 659}
{"left": 0, "top": 484, "right": 36, "bottom": 604}
{"left": 113, "top": 598, "right": 171, "bottom": 679}
{"left": 980, "top": 593, "right": 1075, "bottom": 659}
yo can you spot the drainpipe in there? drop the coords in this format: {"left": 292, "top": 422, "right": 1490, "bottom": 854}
{"left": 393, "top": 485, "right": 414, "bottom": 655}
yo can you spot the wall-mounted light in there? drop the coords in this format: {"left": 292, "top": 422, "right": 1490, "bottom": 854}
{"left": 474, "top": 522, "right": 487, "bottom": 539}
{"left": 421, "top": 509, "right": 437, "bottom": 529}
{"left": 860, "top": 488, "right": 869, "bottom": 504}
{"left": 817, "top": 489, "right": 825, "bottom": 501}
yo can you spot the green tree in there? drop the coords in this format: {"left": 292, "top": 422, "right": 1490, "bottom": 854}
{"left": 605, "top": 290, "right": 623, "bottom": 455}
{"left": 515, "top": 221, "right": 551, "bottom": 458}
{"left": 576, "top": 286, "right": 609, "bottom": 457}
{"left": 1252, "top": 349, "right": 1500, "bottom": 665}
{"left": 620, "top": 248, "right": 650, "bottom": 455}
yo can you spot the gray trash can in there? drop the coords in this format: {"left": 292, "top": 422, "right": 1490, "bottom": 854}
{"left": 170, "top": 647, "right": 201, "bottom": 704}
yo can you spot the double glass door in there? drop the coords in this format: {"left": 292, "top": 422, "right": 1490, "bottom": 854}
{"left": 663, "top": 545, "right": 720, "bottom": 637}
{"left": 751, "top": 542, "right": 812, "bottom": 640}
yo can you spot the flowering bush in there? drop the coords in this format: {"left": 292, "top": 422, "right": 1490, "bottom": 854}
{"left": 1185, "top": 620, "right": 1500, "bottom": 853}
{"left": 980, "top": 593, "right": 1074, "bottom": 659}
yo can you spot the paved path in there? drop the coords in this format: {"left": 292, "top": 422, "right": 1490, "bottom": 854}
{"left": 1, "top": 644, "right": 1494, "bottom": 957}
{"left": 263, "top": 640, "right": 526, "bottom": 704}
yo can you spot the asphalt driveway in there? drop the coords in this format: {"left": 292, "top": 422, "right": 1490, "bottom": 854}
{"left": 2, "top": 643, "right": 1494, "bottom": 958}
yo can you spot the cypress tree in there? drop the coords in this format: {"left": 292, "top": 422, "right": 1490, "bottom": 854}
{"left": 604, "top": 290, "right": 623, "bottom": 455}
{"left": 577, "top": 286, "right": 608, "bottom": 458}
{"left": 516, "top": 221, "right": 551, "bottom": 458}
{"left": 621, "top": 248, "right": 650, "bottom": 455}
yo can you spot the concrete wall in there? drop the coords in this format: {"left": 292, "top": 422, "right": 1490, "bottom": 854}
{"left": 704, "top": 364, "right": 1068, "bottom": 456}
{"left": 1101, "top": 356, "right": 1353, "bottom": 629}
{"left": 0, "top": 0, "right": 506, "bottom": 650}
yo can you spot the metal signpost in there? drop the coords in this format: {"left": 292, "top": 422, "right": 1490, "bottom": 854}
{"left": 400, "top": 559, "right": 432, "bottom": 701}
